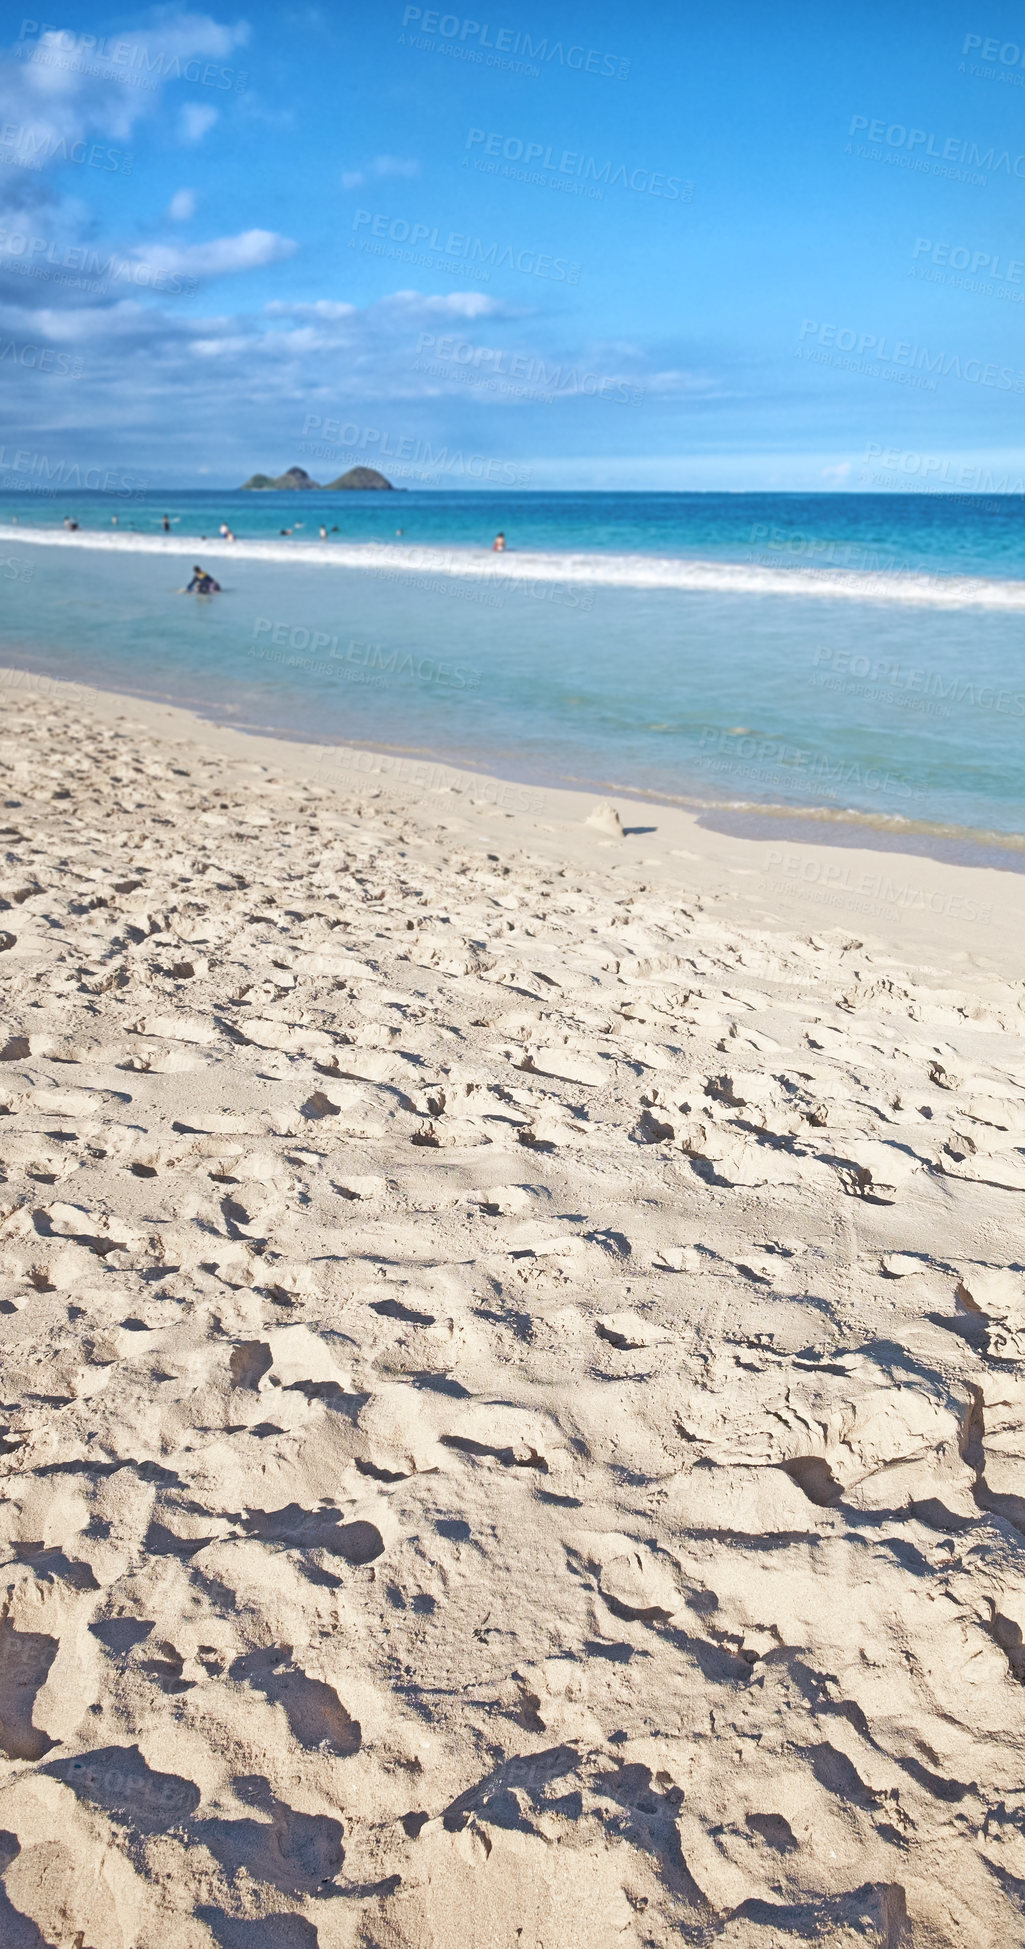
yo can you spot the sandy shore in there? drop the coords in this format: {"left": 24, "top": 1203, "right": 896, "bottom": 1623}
{"left": 0, "top": 668, "right": 1024, "bottom": 1947}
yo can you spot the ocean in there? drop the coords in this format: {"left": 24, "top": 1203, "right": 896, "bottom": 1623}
{"left": 1, "top": 489, "right": 1023, "bottom": 859}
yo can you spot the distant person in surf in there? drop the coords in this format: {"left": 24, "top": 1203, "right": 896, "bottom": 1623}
{"left": 186, "top": 565, "right": 221, "bottom": 594}
{"left": 219, "top": 522, "right": 229, "bottom": 539}
{"left": 320, "top": 525, "right": 327, "bottom": 539}
{"left": 162, "top": 514, "right": 171, "bottom": 532}
{"left": 492, "top": 531, "right": 506, "bottom": 552}
{"left": 112, "top": 514, "right": 118, "bottom": 526}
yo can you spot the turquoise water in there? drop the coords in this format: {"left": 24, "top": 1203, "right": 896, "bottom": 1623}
{"left": 5, "top": 486, "right": 1025, "bottom": 579}
{"left": 1, "top": 491, "right": 1023, "bottom": 845}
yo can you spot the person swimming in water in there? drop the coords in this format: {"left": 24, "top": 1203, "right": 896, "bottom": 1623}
{"left": 162, "top": 514, "right": 171, "bottom": 533}
{"left": 492, "top": 531, "right": 506, "bottom": 552}
{"left": 186, "top": 565, "right": 221, "bottom": 593}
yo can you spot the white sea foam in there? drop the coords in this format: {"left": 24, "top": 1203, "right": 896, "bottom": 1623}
{"left": 4, "top": 523, "right": 1025, "bottom": 609}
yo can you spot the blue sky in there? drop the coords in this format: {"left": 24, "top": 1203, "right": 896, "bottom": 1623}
{"left": 5, "top": 0, "right": 1025, "bottom": 487}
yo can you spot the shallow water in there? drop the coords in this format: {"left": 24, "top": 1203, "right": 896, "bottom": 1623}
{"left": 2, "top": 490, "right": 1023, "bottom": 845}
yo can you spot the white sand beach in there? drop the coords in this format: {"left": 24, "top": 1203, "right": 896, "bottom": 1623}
{"left": 0, "top": 668, "right": 1024, "bottom": 1947}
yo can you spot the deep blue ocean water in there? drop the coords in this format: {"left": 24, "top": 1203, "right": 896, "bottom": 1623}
{"left": 1, "top": 490, "right": 1023, "bottom": 847}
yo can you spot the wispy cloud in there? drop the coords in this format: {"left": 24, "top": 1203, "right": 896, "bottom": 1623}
{"left": 341, "top": 155, "right": 421, "bottom": 190}
{"left": 264, "top": 298, "right": 357, "bottom": 319}
{"left": 148, "top": 227, "right": 296, "bottom": 276}
{"left": 167, "top": 188, "right": 198, "bottom": 221}
{"left": 178, "top": 101, "right": 218, "bottom": 143}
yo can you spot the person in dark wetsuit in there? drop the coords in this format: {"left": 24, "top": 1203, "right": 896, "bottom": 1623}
{"left": 186, "top": 565, "right": 221, "bottom": 593}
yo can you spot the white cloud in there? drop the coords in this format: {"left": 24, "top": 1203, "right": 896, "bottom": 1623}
{"left": 341, "top": 155, "right": 421, "bottom": 190}
{"left": 143, "top": 228, "right": 296, "bottom": 277}
{"left": 644, "top": 368, "right": 737, "bottom": 398}
{"left": 0, "top": 11, "right": 250, "bottom": 152}
{"left": 373, "top": 155, "right": 421, "bottom": 178}
{"left": 385, "top": 290, "right": 509, "bottom": 320}
{"left": 264, "top": 291, "right": 509, "bottom": 326}
{"left": 178, "top": 101, "right": 218, "bottom": 143}
{"left": 168, "top": 188, "right": 197, "bottom": 221}
{"left": 264, "top": 299, "right": 357, "bottom": 319}
{"left": 0, "top": 272, "right": 712, "bottom": 482}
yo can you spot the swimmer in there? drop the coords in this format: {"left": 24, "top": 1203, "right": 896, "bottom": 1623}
{"left": 492, "top": 531, "right": 506, "bottom": 552}
{"left": 162, "top": 514, "right": 170, "bottom": 533}
{"left": 185, "top": 564, "right": 221, "bottom": 593}
{"left": 320, "top": 525, "right": 327, "bottom": 539}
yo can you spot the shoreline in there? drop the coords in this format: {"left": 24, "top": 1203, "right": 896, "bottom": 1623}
{"left": 3, "top": 652, "right": 1024, "bottom": 882}
{"left": 4, "top": 662, "right": 1023, "bottom": 974}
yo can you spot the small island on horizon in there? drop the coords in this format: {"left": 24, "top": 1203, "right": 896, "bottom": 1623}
{"left": 240, "top": 464, "right": 396, "bottom": 491}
